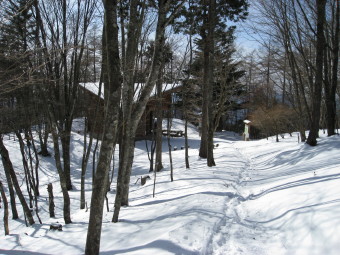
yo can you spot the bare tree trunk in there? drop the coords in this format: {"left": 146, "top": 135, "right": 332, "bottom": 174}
{"left": 2, "top": 158, "right": 18, "bottom": 219}
{"left": 110, "top": 149, "right": 116, "bottom": 188}
{"left": 92, "top": 137, "right": 100, "bottom": 184}
{"left": 153, "top": 163, "right": 157, "bottom": 197}
{"left": 38, "top": 122, "right": 50, "bottom": 156}
{"left": 16, "top": 132, "right": 34, "bottom": 208}
{"left": 199, "top": 90, "right": 208, "bottom": 158}
{"left": 80, "top": 122, "right": 95, "bottom": 209}
{"left": 113, "top": 0, "right": 146, "bottom": 214}
{"left": 34, "top": 0, "right": 96, "bottom": 193}
{"left": 50, "top": 125, "right": 72, "bottom": 224}
{"left": 0, "top": 181, "right": 9, "bottom": 235}
{"left": 80, "top": 117, "right": 89, "bottom": 210}
{"left": 61, "top": 126, "right": 73, "bottom": 190}
{"left": 112, "top": 0, "right": 180, "bottom": 222}
{"left": 81, "top": 78, "right": 103, "bottom": 209}
{"left": 167, "top": 115, "right": 174, "bottom": 181}
{"left": 155, "top": 69, "right": 164, "bottom": 172}
{"left": 120, "top": 136, "right": 136, "bottom": 206}
{"left": 199, "top": 3, "right": 209, "bottom": 160}
{"left": 184, "top": 119, "right": 190, "bottom": 169}
{"left": 28, "top": 129, "right": 40, "bottom": 196}
{"left": 0, "top": 136, "right": 35, "bottom": 225}
{"left": 26, "top": 130, "right": 42, "bottom": 224}
{"left": 184, "top": 20, "right": 193, "bottom": 169}
{"left": 206, "top": 0, "right": 216, "bottom": 167}
{"left": 324, "top": 1, "right": 339, "bottom": 136}
{"left": 85, "top": 0, "right": 122, "bottom": 253}
{"left": 47, "top": 183, "right": 55, "bottom": 218}
{"left": 199, "top": 0, "right": 215, "bottom": 165}
{"left": 146, "top": 130, "right": 156, "bottom": 173}
{"left": 306, "top": 0, "right": 326, "bottom": 146}
{"left": 299, "top": 129, "right": 306, "bottom": 142}
{"left": 155, "top": 109, "right": 164, "bottom": 172}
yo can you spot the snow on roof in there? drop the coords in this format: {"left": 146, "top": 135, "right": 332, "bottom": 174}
{"left": 134, "top": 82, "right": 181, "bottom": 101}
{"left": 80, "top": 82, "right": 182, "bottom": 101}
{"left": 80, "top": 82, "right": 104, "bottom": 99}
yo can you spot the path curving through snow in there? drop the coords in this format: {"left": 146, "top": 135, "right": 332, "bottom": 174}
{"left": 207, "top": 133, "right": 340, "bottom": 255}
{"left": 206, "top": 142, "right": 273, "bottom": 255}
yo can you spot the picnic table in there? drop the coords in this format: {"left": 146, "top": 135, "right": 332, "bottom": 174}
{"left": 162, "top": 130, "right": 185, "bottom": 137}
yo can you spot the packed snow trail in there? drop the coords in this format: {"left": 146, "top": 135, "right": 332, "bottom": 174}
{"left": 207, "top": 134, "right": 340, "bottom": 255}
{"left": 205, "top": 141, "right": 273, "bottom": 255}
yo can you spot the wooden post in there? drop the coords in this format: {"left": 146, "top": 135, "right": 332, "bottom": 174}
{"left": 47, "top": 183, "right": 55, "bottom": 217}
{"left": 0, "top": 181, "right": 9, "bottom": 235}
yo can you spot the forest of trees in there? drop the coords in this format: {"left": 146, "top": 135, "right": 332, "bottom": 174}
{"left": 0, "top": 0, "right": 338, "bottom": 254}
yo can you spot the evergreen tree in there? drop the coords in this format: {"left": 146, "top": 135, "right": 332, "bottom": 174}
{"left": 0, "top": 0, "right": 36, "bottom": 129}
{"left": 175, "top": 0, "right": 248, "bottom": 165}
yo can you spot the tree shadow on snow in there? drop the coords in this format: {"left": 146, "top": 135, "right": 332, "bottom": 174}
{"left": 245, "top": 173, "right": 340, "bottom": 201}
{"left": 242, "top": 138, "right": 340, "bottom": 185}
{"left": 245, "top": 198, "right": 340, "bottom": 225}
{"left": 100, "top": 239, "right": 199, "bottom": 255}
{"left": 0, "top": 250, "right": 48, "bottom": 255}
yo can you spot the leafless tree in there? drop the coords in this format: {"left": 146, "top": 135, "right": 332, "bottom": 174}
{"left": 85, "top": 0, "right": 122, "bottom": 253}
{"left": 306, "top": 0, "right": 327, "bottom": 145}
{"left": 112, "top": 0, "right": 186, "bottom": 223}
{"left": 0, "top": 136, "right": 35, "bottom": 225}
{"left": 0, "top": 180, "right": 9, "bottom": 235}
{"left": 33, "top": 0, "right": 97, "bottom": 223}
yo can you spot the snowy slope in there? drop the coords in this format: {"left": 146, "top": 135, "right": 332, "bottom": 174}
{"left": 0, "top": 122, "right": 340, "bottom": 255}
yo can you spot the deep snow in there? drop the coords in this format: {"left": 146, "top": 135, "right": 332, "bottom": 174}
{"left": 0, "top": 120, "right": 340, "bottom": 255}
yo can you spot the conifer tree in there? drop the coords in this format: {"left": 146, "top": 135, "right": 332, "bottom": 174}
{"left": 176, "top": 0, "right": 248, "bottom": 165}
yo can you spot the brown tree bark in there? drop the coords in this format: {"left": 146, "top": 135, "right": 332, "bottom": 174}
{"left": 50, "top": 125, "right": 72, "bottom": 224}
{"left": 61, "top": 127, "right": 72, "bottom": 190}
{"left": 34, "top": 0, "right": 96, "bottom": 192}
{"left": 47, "top": 183, "right": 55, "bottom": 218}
{"left": 37, "top": 122, "right": 50, "bottom": 157}
{"left": 85, "top": 0, "right": 122, "bottom": 253}
{"left": 0, "top": 181, "right": 9, "bottom": 235}
{"left": 2, "top": 150, "right": 18, "bottom": 220}
{"left": 206, "top": 0, "right": 216, "bottom": 167}
{"left": 113, "top": 0, "right": 145, "bottom": 217}
{"left": 112, "top": 0, "right": 186, "bottom": 222}
{"left": 167, "top": 116, "right": 174, "bottom": 181}
{"left": 0, "top": 136, "right": 35, "bottom": 225}
{"left": 199, "top": 4, "right": 209, "bottom": 159}
{"left": 155, "top": 70, "right": 164, "bottom": 172}
{"left": 199, "top": 0, "right": 215, "bottom": 166}
{"left": 324, "top": 1, "right": 339, "bottom": 136}
{"left": 306, "top": 0, "right": 326, "bottom": 146}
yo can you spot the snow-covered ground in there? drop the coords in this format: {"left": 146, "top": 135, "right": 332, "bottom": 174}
{"left": 1, "top": 121, "right": 340, "bottom": 255}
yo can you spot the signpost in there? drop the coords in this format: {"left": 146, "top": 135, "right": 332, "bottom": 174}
{"left": 243, "top": 120, "right": 251, "bottom": 141}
